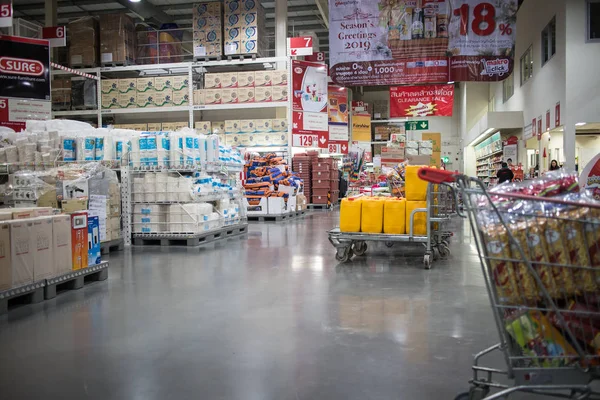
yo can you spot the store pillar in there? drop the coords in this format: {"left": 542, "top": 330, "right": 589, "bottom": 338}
{"left": 563, "top": 122, "right": 576, "bottom": 170}
{"left": 274, "top": 0, "right": 287, "bottom": 61}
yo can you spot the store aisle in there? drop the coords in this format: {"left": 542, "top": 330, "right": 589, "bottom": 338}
{"left": 0, "top": 213, "right": 501, "bottom": 400}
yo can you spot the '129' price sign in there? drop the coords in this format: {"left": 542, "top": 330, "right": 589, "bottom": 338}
{"left": 292, "top": 134, "right": 318, "bottom": 148}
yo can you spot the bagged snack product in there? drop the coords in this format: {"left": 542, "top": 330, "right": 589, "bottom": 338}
{"left": 560, "top": 207, "right": 596, "bottom": 293}
{"left": 544, "top": 216, "right": 577, "bottom": 296}
{"left": 584, "top": 207, "right": 600, "bottom": 268}
{"left": 480, "top": 215, "right": 520, "bottom": 304}
{"left": 549, "top": 310, "right": 600, "bottom": 358}
{"left": 526, "top": 217, "right": 561, "bottom": 298}
{"left": 508, "top": 218, "right": 539, "bottom": 302}
{"left": 505, "top": 311, "right": 577, "bottom": 367}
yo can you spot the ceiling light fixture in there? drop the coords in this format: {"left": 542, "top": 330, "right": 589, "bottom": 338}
{"left": 576, "top": 122, "right": 587, "bottom": 126}
{"left": 129, "top": 0, "right": 141, "bottom": 3}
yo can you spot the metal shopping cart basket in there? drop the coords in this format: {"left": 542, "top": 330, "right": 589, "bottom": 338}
{"left": 418, "top": 167, "right": 600, "bottom": 400}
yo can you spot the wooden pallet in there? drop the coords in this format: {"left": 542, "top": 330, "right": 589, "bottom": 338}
{"left": 72, "top": 105, "right": 97, "bottom": 111}
{"left": 225, "top": 54, "right": 258, "bottom": 61}
{"left": 44, "top": 262, "right": 109, "bottom": 300}
{"left": 133, "top": 223, "right": 248, "bottom": 247}
{"left": 101, "top": 61, "right": 134, "bottom": 67}
{"left": 0, "top": 281, "right": 46, "bottom": 315}
{"left": 101, "top": 238, "right": 124, "bottom": 255}
{"left": 194, "top": 55, "right": 223, "bottom": 62}
{"left": 307, "top": 203, "right": 332, "bottom": 210}
{"left": 52, "top": 105, "right": 71, "bottom": 111}
{"left": 248, "top": 210, "right": 308, "bottom": 222}
{"left": 70, "top": 64, "right": 97, "bottom": 69}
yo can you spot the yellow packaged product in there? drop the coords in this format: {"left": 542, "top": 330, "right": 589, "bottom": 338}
{"left": 361, "top": 198, "right": 384, "bottom": 233}
{"left": 340, "top": 198, "right": 362, "bottom": 233}
{"left": 481, "top": 221, "right": 520, "bottom": 304}
{"left": 509, "top": 219, "right": 539, "bottom": 303}
{"left": 584, "top": 208, "right": 600, "bottom": 267}
{"left": 526, "top": 219, "right": 561, "bottom": 298}
{"left": 543, "top": 217, "right": 576, "bottom": 296}
{"left": 562, "top": 208, "right": 596, "bottom": 292}
{"left": 405, "top": 165, "right": 428, "bottom": 201}
{"left": 384, "top": 198, "right": 406, "bottom": 234}
{"left": 406, "top": 200, "right": 427, "bottom": 236}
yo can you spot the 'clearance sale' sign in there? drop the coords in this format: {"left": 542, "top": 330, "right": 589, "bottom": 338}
{"left": 390, "top": 84, "right": 454, "bottom": 118}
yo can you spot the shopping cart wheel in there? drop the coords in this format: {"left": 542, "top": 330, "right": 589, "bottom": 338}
{"left": 439, "top": 244, "right": 450, "bottom": 258}
{"left": 432, "top": 247, "right": 440, "bottom": 261}
{"left": 453, "top": 387, "right": 489, "bottom": 400}
{"left": 335, "top": 247, "right": 354, "bottom": 263}
{"left": 453, "top": 392, "right": 469, "bottom": 400}
{"left": 385, "top": 242, "right": 394, "bottom": 248}
{"left": 423, "top": 254, "right": 431, "bottom": 269}
{"left": 352, "top": 241, "right": 368, "bottom": 256}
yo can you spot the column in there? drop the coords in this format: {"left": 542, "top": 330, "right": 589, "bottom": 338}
{"left": 460, "top": 83, "right": 468, "bottom": 173}
{"left": 563, "top": 116, "right": 576, "bottom": 171}
{"left": 274, "top": 0, "right": 287, "bottom": 58}
{"left": 45, "top": 0, "right": 57, "bottom": 27}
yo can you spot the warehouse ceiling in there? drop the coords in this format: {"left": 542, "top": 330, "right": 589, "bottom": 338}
{"left": 11, "top": 0, "right": 330, "bottom": 54}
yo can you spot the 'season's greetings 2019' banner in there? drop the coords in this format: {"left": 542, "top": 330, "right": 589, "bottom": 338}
{"left": 329, "top": 0, "right": 518, "bottom": 86}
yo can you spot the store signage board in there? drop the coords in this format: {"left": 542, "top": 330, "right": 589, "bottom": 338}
{"left": 288, "top": 37, "right": 313, "bottom": 57}
{"left": 291, "top": 60, "right": 329, "bottom": 148}
{"left": 0, "top": 35, "right": 51, "bottom": 101}
{"left": 0, "top": 2, "right": 12, "bottom": 28}
{"left": 328, "top": 85, "right": 349, "bottom": 154}
{"left": 0, "top": 97, "right": 51, "bottom": 131}
{"left": 328, "top": 0, "right": 517, "bottom": 85}
{"left": 405, "top": 120, "right": 429, "bottom": 131}
{"left": 352, "top": 114, "right": 372, "bottom": 142}
{"left": 42, "top": 26, "right": 67, "bottom": 48}
{"left": 546, "top": 110, "right": 551, "bottom": 132}
{"left": 305, "top": 52, "right": 325, "bottom": 63}
{"left": 390, "top": 84, "right": 454, "bottom": 118}
{"left": 537, "top": 117, "right": 542, "bottom": 140}
{"left": 555, "top": 102, "right": 560, "bottom": 127}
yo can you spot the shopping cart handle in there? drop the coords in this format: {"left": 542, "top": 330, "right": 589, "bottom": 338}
{"left": 418, "top": 167, "right": 457, "bottom": 184}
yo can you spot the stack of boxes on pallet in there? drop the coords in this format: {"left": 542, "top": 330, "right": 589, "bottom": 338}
{"left": 99, "top": 14, "right": 136, "bottom": 65}
{"left": 98, "top": 75, "right": 189, "bottom": 110}
{"left": 68, "top": 17, "right": 99, "bottom": 67}
{"left": 0, "top": 207, "right": 106, "bottom": 292}
{"left": 292, "top": 152, "right": 316, "bottom": 200}
{"left": 193, "top": 2, "right": 223, "bottom": 58}
{"left": 194, "top": 68, "right": 288, "bottom": 106}
{"left": 311, "top": 158, "right": 341, "bottom": 205}
{"left": 224, "top": 0, "right": 267, "bottom": 57}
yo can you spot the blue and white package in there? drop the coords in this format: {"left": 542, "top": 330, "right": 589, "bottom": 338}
{"left": 95, "top": 137, "right": 104, "bottom": 161}
{"left": 159, "top": 134, "right": 170, "bottom": 168}
{"left": 63, "top": 137, "right": 76, "bottom": 161}
{"left": 194, "top": 137, "right": 201, "bottom": 164}
{"left": 185, "top": 136, "right": 195, "bottom": 166}
{"left": 84, "top": 137, "right": 96, "bottom": 161}
{"left": 146, "top": 135, "right": 158, "bottom": 166}
{"left": 139, "top": 136, "right": 148, "bottom": 166}
{"left": 115, "top": 141, "right": 123, "bottom": 160}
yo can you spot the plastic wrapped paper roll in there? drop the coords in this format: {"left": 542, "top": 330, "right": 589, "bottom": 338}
{"left": 184, "top": 136, "right": 195, "bottom": 166}
{"left": 169, "top": 133, "right": 183, "bottom": 168}
{"left": 37, "top": 139, "right": 50, "bottom": 152}
{"left": 103, "top": 136, "right": 114, "bottom": 161}
{"left": 146, "top": 135, "right": 158, "bottom": 167}
{"left": 129, "top": 137, "right": 141, "bottom": 166}
{"left": 139, "top": 136, "right": 148, "bottom": 166}
{"left": 49, "top": 149, "right": 60, "bottom": 162}
{"left": 18, "top": 143, "right": 36, "bottom": 162}
{"left": 0, "top": 148, "right": 6, "bottom": 163}
{"left": 198, "top": 135, "right": 207, "bottom": 165}
{"left": 63, "top": 138, "right": 76, "bottom": 161}
{"left": 158, "top": 134, "right": 170, "bottom": 168}
{"left": 83, "top": 137, "right": 95, "bottom": 161}
{"left": 5, "top": 146, "right": 17, "bottom": 163}
{"left": 95, "top": 137, "right": 104, "bottom": 160}
{"left": 194, "top": 137, "right": 201, "bottom": 165}
{"left": 144, "top": 192, "right": 156, "bottom": 203}
{"left": 75, "top": 137, "right": 85, "bottom": 161}
{"left": 207, "top": 134, "right": 219, "bottom": 163}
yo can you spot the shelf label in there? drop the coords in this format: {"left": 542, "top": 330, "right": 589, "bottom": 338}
{"left": 287, "top": 36, "right": 313, "bottom": 57}
{"left": 0, "top": 2, "right": 12, "bottom": 28}
{"left": 42, "top": 26, "right": 66, "bottom": 47}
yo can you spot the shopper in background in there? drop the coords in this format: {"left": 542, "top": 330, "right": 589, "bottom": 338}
{"left": 550, "top": 159, "right": 560, "bottom": 170}
{"left": 339, "top": 169, "right": 347, "bottom": 198}
{"left": 497, "top": 162, "right": 514, "bottom": 184}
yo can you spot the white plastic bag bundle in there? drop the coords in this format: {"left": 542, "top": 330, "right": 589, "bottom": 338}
{"left": 157, "top": 133, "right": 170, "bottom": 168}
{"left": 5, "top": 146, "right": 17, "bottom": 163}
{"left": 146, "top": 135, "right": 158, "bottom": 167}
{"left": 95, "top": 137, "right": 105, "bottom": 161}
{"left": 84, "top": 137, "right": 96, "bottom": 161}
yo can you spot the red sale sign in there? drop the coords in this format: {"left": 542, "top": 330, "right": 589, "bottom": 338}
{"left": 292, "top": 60, "right": 329, "bottom": 148}
{"left": 0, "top": 2, "right": 12, "bottom": 28}
{"left": 42, "top": 26, "right": 66, "bottom": 47}
{"left": 287, "top": 36, "right": 313, "bottom": 57}
{"left": 555, "top": 102, "right": 561, "bottom": 127}
{"left": 390, "top": 84, "right": 454, "bottom": 118}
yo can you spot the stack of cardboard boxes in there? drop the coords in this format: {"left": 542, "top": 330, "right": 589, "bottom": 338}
{"left": 194, "top": 68, "right": 288, "bottom": 105}
{"left": 193, "top": 2, "right": 223, "bottom": 58}
{"left": 292, "top": 151, "right": 318, "bottom": 200}
{"left": 311, "top": 158, "right": 339, "bottom": 205}
{"left": 99, "top": 14, "right": 136, "bottom": 65}
{"left": 224, "top": 0, "right": 267, "bottom": 57}
{"left": 0, "top": 207, "right": 105, "bottom": 292}
{"left": 112, "top": 122, "right": 190, "bottom": 131}
{"left": 68, "top": 17, "right": 99, "bottom": 67}
{"left": 51, "top": 78, "right": 72, "bottom": 111}
{"left": 101, "top": 75, "right": 189, "bottom": 109}
{"left": 223, "top": 118, "right": 288, "bottom": 147}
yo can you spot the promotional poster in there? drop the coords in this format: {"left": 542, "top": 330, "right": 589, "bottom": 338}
{"left": 329, "top": 0, "right": 517, "bottom": 86}
{"left": 389, "top": 84, "right": 454, "bottom": 117}
{"left": 0, "top": 35, "right": 51, "bottom": 100}
{"left": 292, "top": 60, "right": 329, "bottom": 148}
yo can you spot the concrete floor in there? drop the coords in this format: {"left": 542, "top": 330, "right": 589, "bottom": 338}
{"left": 0, "top": 211, "right": 507, "bottom": 400}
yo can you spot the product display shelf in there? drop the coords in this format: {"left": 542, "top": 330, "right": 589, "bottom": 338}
{"left": 475, "top": 149, "right": 503, "bottom": 162}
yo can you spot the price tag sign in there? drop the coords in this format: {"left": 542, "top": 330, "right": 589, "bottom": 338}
{"left": 292, "top": 134, "right": 318, "bottom": 148}
{"left": 0, "top": 2, "right": 12, "bottom": 28}
{"left": 327, "top": 142, "right": 349, "bottom": 154}
{"left": 287, "top": 36, "right": 313, "bottom": 57}
{"left": 42, "top": 26, "right": 66, "bottom": 47}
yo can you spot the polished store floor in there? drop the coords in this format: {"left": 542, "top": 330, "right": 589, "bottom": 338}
{"left": 0, "top": 212, "right": 506, "bottom": 400}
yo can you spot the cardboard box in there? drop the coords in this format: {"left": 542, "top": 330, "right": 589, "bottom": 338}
{"left": 272, "top": 118, "right": 288, "bottom": 132}
{"left": 422, "top": 132, "right": 442, "bottom": 152}
{"left": 193, "top": 89, "right": 205, "bottom": 105}
{"left": 136, "top": 77, "right": 155, "bottom": 93}
{"left": 118, "top": 78, "right": 136, "bottom": 94}
{"left": 88, "top": 216, "right": 101, "bottom": 266}
{"left": 430, "top": 152, "right": 442, "bottom": 168}
{"left": 172, "top": 90, "right": 189, "bottom": 106}
{"left": 33, "top": 217, "right": 54, "bottom": 281}
{"left": 212, "top": 121, "right": 225, "bottom": 135}
{"left": 240, "top": 120, "right": 256, "bottom": 133}
{"left": 222, "top": 88, "right": 238, "bottom": 104}
{"left": 118, "top": 92, "right": 136, "bottom": 108}
{"left": 225, "top": 120, "right": 241, "bottom": 134}
{"left": 53, "top": 215, "right": 72, "bottom": 275}
{"left": 68, "top": 17, "right": 99, "bottom": 67}
{"left": 153, "top": 88, "right": 173, "bottom": 107}
{"left": 9, "top": 220, "right": 34, "bottom": 286}
{"left": 136, "top": 91, "right": 154, "bottom": 108}
{"left": 205, "top": 89, "right": 222, "bottom": 104}
{"left": 99, "top": 14, "right": 136, "bottom": 65}
{"left": 70, "top": 212, "right": 88, "bottom": 270}
{"left": 255, "top": 70, "right": 272, "bottom": 86}
{"left": 172, "top": 76, "right": 189, "bottom": 91}
{"left": 254, "top": 87, "right": 272, "bottom": 102}
{"left": 109, "top": 217, "right": 121, "bottom": 231}
{"left": 101, "top": 92, "right": 120, "bottom": 109}
{"left": 101, "top": 79, "right": 119, "bottom": 94}
{"left": 12, "top": 209, "right": 37, "bottom": 220}
{"left": 204, "top": 73, "right": 222, "bottom": 89}
{"left": 224, "top": 41, "right": 240, "bottom": 55}
{"left": 238, "top": 88, "right": 255, "bottom": 103}
{"left": 237, "top": 71, "right": 255, "bottom": 87}
{"left": 62, "top": 198, "right": 88, "bottom": 213}
{"left": 255, "top": 119, "right": 271, "bottom": 132}
{"left": 272, "top": 70, "right": 288, "bottom": 86}
{"left": 147, "top": 122, "right": 162, "bottom": 131}
{"left": 154, "top": 76, "right": 173, "bottom": 91}
{"left": 195, "top": 121, "right": 212, "bottom": 134}
{"left": 221, "top": 72, "right": 238, "bottom": 88}
{"left": 0, "top": 211, "right": 13, "bottom": 221}
{"left": 0, "top": 222, "right": 11, "bottom": 290}
{"left": 271, "top": 85, "right": 288, "bottom": 102}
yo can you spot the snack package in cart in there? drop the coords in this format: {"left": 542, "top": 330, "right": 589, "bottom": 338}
{"left": 506, "top": 311, "right": 577, "bottom": 367}
{"left": 491, "top": 169, "right": 580, "bottom": 199}
{"left": 507, "top": 218, "right": 539, "bottom": 303}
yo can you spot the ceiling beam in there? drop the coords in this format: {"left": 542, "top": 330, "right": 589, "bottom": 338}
{"left": 113, "top": 0, "right": 173, "bottom": 24}
{"left": 13, "top": 0, "right": 104, "bottom": 12}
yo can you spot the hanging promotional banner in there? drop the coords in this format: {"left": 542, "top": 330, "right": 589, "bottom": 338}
{"left": 352, "top": 114, "right": 372, "bottom": 142}
{"left": 291, "top": 60, "right": 329, "bottom": 148}
{"left": 390, "top": 84, "right": 454, "bottom": 117}
{"left": 328, "top": 0, "right": 517, "bottom": 86}
{"left": 328, "top": 86, "right": 349, "bottom": 154}
{"left": 0, "top": 35, "right": 51, "bottom": 100}
{"left": 581, "top": 153, "right": 600, "bottom": 200}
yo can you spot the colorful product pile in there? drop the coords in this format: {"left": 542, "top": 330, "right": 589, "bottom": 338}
{"left": 223, "top": 0, "right": 267, "bottom": 56}
{"left": 193, "top": 2, "right": 223, "bottom": 58}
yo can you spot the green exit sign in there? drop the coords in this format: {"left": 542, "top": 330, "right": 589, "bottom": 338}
{"left": 442, "top": 156, "right": 450, "bottom": 163}
{"left": 405, "top": 120, "right": 429, "bottom": 130}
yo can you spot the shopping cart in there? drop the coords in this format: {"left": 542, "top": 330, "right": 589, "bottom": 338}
{"left": 418, "top": 167, "right": 600, "bottom": 400}
{"left": 328, "top": 182, "right": 458, "bottom": 268}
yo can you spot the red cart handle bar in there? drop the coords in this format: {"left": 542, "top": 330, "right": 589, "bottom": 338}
{"left": 418, "top": 167, "right": 457, "bottom": 184}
